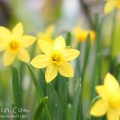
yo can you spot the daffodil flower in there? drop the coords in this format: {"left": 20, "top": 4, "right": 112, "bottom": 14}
{"left": 30, "top": 36, "right": 80, "bottom": 83}
{"left": 37, "top": 24, "right": 54, "bottom": 44}
{"left": 90, "top": 73, "right": 120, "bottom": 120}
{"left": 104, "top": 0, "right": 120, "bottom": 14}
{"left": 72, "top": 26, "right": 96, "bottom": 44}
{"left": 0, "top": 23, "right": 36, "bottom": 66}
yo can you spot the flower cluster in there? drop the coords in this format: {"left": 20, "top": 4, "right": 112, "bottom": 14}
{"left": 0, "top": 23, "right": 80, "bottom": 83}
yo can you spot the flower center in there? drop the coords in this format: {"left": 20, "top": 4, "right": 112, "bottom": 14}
{"left": 51, "top": 51, "right": 64, "bottom": 65}
{"left": 8, "top": 40, "right": 20, "bottom": 53}
{"left": 109, "top": 93, "right": 120, "bottom": 108}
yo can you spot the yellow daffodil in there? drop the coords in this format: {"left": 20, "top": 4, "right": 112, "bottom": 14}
{"left": 72, "top": 26, "right": 96, "bottom": 44}
{"left": 90, "top": 73, "right": 120, "bottom": 120}
{"left": 104, "top": 0, "right": 120, "bottom": 14}
{"left": 0, "top": 23, "right": 36, "bottom": 66}
{"left": 30, "top": 36, "right": 80, "bottom": 83}
{"left": 37, "top": 24, "right": 54, "bottom": 44}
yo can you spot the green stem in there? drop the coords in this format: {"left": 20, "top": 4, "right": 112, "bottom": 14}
{"left": 109, "top": 10, "right": 116, "bottom": 73}
{"left": 85, "top": 96, "right": 100, "bottom": 120}
{"left": 90, "top": 14, "right": 102, "bottom": 101}
{"left": 81, "top": 35, "right": 91, "bottom": 120}
{"left": 12, "top": 66, "right": 22, "bottom": 120}
{"left": 96, "top": 14, "right": 102, "bottom": 85}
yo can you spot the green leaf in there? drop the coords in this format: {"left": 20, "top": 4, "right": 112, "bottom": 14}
{"left": 26, "top": 63, "right": 51, "bottom": 120}
{"left": 73, "top": 83, "right": 81, "bottom": 120}
{"left": 80, "top": 36, "right": 90, "bottom": 120}
{"left": 12, "top": 66, "right": 22, "bottom": 120}
{"left": 26, "top": 63, "right": 44, "bottom": 102}
{"left": 81, "top": 34, "right": 91, "bottom": 81}
{"left": 34, "top": 97, "right": 48, "bottom": 120}
{"left": 66, "top": 32, "right": 72, "bottom": 46}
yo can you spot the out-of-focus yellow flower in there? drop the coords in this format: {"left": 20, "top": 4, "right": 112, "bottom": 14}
{"left": 72, "top": 26, "right": 96, "bottom": 44}
{"left": 0, "top": 23, "right": 36, "bottom": 66}
{"left": 31, "top": 36, "right": 80, "bottom": 83}
{"left": 90, "top": 73, "right": 120, "bottom": 120}
{"left": 104, "top": 0, "right": 120, "bottom": 14}
{"left": 37, "top": 24, "right": 54, "bottom": 44}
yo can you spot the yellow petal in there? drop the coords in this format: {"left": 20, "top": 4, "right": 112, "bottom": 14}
{"left": 38, "top": 40, "right": 53, "bottom": 55}
{"left": 53, "top": 36, "right": 66, "bottom": 51}
{"left": 90, "top": 99, "right": 108, "bottom": 117}
{"left": 3, "top": 51, "right": 15, "bottom": 66}
{"left": 0, "top": 41, "right": 8, "bottom": 51}
{"left": 17, "top": 48, "right": 30, "bottom": 62}
{"left": 104, "top": 73, "right": 119, "bottom": 93}
{"left": 116, "top": 1, "right": 120, "bottom": 9}
{"left": 95, "top": 85, "right": 109, "bottom": 100}
{"left": 12, "top": 23, "right": 23, "bottom": 37}
{"left": 58, "top": 62, "right": 74, "bottom": 77}
{"left": 107, "top": 108, "right": 120, "bottom": 120}
{"left": 46, "top": 24, "right": 55, "bottom": 36}
{"left": 104, "top": 1, "right": 116, "bottom": 14}
{"left": 30, "top": 55, "right": 50, "bottom": 68}
{"left": 72, "top": 27, "right": 81, "bottom": 40}
{"left": 64, "top": 49, "right": 80, "bottom": 61}
{"left": 45, "top": 64, "right": 58, "bottom": 83}
{"left": 0, "top": 26, "right": 12, "bottom": 40}
{"left": 109, "top": 92, "right": 120, "bottom": 108}
{"left": 37, "top": 32, "right": 53, "bottom": 44}
{"left": 21, "top": 35, "right": 36, "bottom": 48}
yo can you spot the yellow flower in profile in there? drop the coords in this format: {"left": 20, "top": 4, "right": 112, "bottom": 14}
{"left": 104, "top": 0, "right": 120, "bottom": 14}
{"left": 37, "top": 24, "right": 54, "bottom": 44}
{"left": 90, "top": 73, "right": 120, "bottom": 120}
{"left": 72, "top": 26, "right": 96, "bottom": 44}
{"left": 0, "top": 23, "right": 36, "bottom": 66}
{"left": 30, "top": 36, "right": 80, "bottom": 83}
